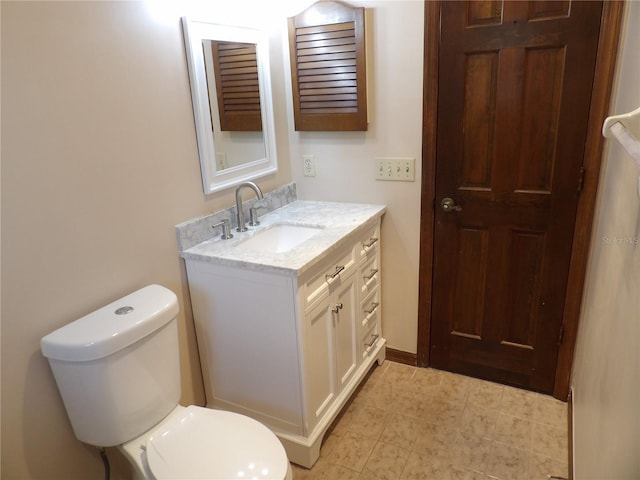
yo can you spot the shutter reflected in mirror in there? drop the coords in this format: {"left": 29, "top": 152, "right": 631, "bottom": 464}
{"left": 209, "top": 41, "right": 262, "bottom": 131}
{"left": 288, "top": 0, "right": 368, "bottom": 131}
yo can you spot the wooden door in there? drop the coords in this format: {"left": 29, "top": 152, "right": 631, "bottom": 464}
{"left": 430, "top": 0, "right": 603, "bottom": 393}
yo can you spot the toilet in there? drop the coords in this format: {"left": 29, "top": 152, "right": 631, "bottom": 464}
{"left": 41, "top": 284, "right": 292, "bottom": 480}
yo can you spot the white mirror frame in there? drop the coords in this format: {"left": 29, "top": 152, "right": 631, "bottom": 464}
{"left": 181, "top": 17, "right": 278, "bottom": 194}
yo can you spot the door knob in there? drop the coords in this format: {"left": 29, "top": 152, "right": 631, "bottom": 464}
{"left": 440, "top": 197, "right": 462, "bottom": 212}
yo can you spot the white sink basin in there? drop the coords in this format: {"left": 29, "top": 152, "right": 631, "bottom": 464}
{"left": 234, "top": 224, "right": 324, "bottom": 254}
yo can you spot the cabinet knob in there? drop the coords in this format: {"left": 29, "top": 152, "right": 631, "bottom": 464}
{"left": 331, "top": 303, "right": 344, "bottom": 313}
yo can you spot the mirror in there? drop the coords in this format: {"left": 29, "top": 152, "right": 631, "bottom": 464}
{"left": 182, "top": 17, "right": 277, "bottom": 194}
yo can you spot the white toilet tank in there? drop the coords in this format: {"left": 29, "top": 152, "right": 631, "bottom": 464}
{"left": 41, "top": 284, "right": 181, "bottom": 447}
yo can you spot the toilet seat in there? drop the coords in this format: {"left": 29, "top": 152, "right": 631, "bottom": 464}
{"left": 142, "top": 406, "right": 290, "bottom": 480}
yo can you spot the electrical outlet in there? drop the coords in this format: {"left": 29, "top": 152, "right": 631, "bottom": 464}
{"left": 376, "top": 157, "right": 415, "bottom": 182}
{"left": 303, "top": 154, "right": 316, "bottom": 177}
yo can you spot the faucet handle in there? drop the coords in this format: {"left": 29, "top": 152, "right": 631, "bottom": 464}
{"left": 248, "top": 207, "right": 261, "bottom": 227}
{"left": 212, "top": 219, "right": 233, "bottom": 240}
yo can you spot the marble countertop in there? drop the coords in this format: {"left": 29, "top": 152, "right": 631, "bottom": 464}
{"left": 180, "top": 200, "right": 386, "bottom": 275}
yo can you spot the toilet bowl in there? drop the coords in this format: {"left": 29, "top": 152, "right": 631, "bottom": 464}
{"left": 120, "top": 405, "right": 292, "bottom": 480}
{"left": 40, "top": 284, "right": 291, "bottom": 480}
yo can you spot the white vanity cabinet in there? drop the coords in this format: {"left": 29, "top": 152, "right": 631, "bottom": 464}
{"left": 182, "top": 207, "right": 385, "bottom": 468}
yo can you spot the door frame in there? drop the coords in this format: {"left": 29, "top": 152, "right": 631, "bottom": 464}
{"left": 417, "top": 0, "right": 625, "bottom": 400}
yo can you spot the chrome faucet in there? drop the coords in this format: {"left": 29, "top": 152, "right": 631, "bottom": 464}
{"left": 235, "top": 181, "right": 264, "bottom": 232}
{"left": 211, "top": 219, "right": 233, "bottom": 240}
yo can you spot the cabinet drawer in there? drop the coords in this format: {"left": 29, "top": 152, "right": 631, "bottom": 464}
{"left": 357, "top": 224, "right": 380, "bottom": 260}
{"left": 360, "top": 314, "right": 381, "bottom": 360}
{"left": 360, "top": 255, "right": 380, "bottom": 296}
{"left": 360, "top": 288, "right": 380, "bottom": 331}
{"left": 303, "top": 246, "right": 356, "bottom": 310}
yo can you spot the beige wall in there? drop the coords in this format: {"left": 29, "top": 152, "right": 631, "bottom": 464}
{"left": 570, "top": 2, "right": 640, "bottom": 478}
{"left": 0, "top": 1, "right": 293, "bottom": 478}
{"left": 1, "top": 1, "right": 423, "bottom": 479}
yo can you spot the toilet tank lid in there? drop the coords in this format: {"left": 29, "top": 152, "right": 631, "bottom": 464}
{"left": 41, "top": 284, "right": 179, "bottom": 362}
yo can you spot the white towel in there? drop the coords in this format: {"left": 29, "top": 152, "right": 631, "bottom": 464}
{"left": 610, "top": 122, "right": 640, "bottom": 167}
{"left": 610, "top": 122, "right": 640, "bottom": 197}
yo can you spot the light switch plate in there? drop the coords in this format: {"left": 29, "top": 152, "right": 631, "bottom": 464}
{"left": 376, "top": 157, "right": 415, "bottom": 181}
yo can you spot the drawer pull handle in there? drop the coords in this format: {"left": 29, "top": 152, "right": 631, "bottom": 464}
{"left": 331, "top": 303, "right": 343, "bottom": 313}
{"left": 364, "top": 302, "right": 379, "bottom": 315}
{"left": 325, "top": 265, "right": 345, "bottom": 282}
{"left": 365, "top": 334, "right": 379, "bottom": 348}
{"left": 363, "top": 237, "right": 379, "bottom": 249}
{"left": 363, "top": 268, "right": 379, "bottom": 281}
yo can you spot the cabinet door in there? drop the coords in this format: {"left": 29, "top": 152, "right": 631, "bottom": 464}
{"left": 333, "top": 274, "right": 358, "bottom": 391}
{"left": 306, "top": 299, "right": 335, "bottom": 431}
{"left": 304, "top": 269, "right": 358, "bottom": 433}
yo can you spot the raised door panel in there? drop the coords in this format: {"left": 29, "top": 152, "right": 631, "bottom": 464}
{"left": 461, "top": 51, "right": 498, "bottom": 190}
{"left": 516, "top": 47, "right": 565, "bottom": 192}
{"left": 305, "top": 298, "right": 335, "bottom": 432}
{"left": 451, "top": 226, "right": 490, "bottom": 339}
{"left": 333, "top": 272, "right": 358, "bottom": 391}
{"left": 466, "top": 1, "right": 504, "bottom": 26}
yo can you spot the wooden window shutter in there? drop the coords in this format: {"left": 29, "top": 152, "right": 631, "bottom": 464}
{"left": 288, "top": 1, "right": 368, "bottom": 131}
{"left": 209, "top": 41, "right": 262, "bottom": 131}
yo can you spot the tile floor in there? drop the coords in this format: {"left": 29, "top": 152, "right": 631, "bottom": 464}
{"left": 291, "top": 361, "right": 569, "bottom": 480}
